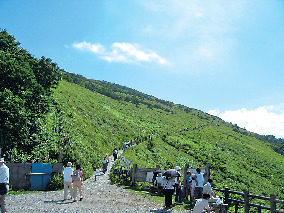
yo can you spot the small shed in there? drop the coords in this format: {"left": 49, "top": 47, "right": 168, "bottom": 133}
{"left": 6, "top": 163, "right": 63, "bottom": 191}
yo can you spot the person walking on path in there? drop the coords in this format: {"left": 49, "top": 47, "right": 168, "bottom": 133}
{"left": 0, "top": 158, "right": 9, "bottom": 213}
{"left": 194, "top": 168, "right": 205, "bottom": 199}
{"left": 63, "top": 162, "right": 74, "bottom": 201}
{"left": 113, "top": 147, "right": 118, "bottom": 161}
{"left": 102, "top": 156, "right": 108, "bottom": 174}
{"left": 72, "top": 164, "right": 83, "bottom": 202}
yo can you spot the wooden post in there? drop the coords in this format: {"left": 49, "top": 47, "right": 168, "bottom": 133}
{"left": 205, "top": 163, "right": 210, "bottom": 183}
{"left": 270, "top": 195, "right": 276, "bottom": 213}
{"left": 244, "top": 190, "right": 250, "bottom": 213}
{"left": 183, "top": 164, "right": 189, "bottom": 196}
{"left": 131, "top": 164, "right": 138, "bottom": 186}
{"left": 224, "top": 187, "right": 229, "bottom": 204}
{"left": 235, "top": 201, "right": 239, "bottom": 212}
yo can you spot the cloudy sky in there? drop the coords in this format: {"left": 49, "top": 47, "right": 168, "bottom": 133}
{"left": 1, "top": 0, "right": 284, "bottom": 138}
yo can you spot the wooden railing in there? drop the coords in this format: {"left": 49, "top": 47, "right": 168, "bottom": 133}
{"left": 214, "top": 187, "right": 284, "bottom": 213}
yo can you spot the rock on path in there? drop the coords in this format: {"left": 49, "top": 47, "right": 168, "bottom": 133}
{"left": 6, "top": 152, "right": 170, "bottom": 213}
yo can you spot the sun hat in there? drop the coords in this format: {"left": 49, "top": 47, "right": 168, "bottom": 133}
{"left": 175, "top": 166, "right": 181, "bottom": 171}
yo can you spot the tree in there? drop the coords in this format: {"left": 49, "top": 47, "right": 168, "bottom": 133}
{"left": 0, "top": 29, "right": 61, "bottom": 158}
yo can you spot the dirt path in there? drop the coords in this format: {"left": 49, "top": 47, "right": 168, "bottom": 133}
{"left": 6, "top": 152, "right": 171, "bottom": 213}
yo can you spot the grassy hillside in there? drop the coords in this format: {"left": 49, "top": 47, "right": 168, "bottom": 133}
{"left": 1, "top": 30, "right": 283, "bottom": 209}
{"left": 49, "top": 79, "right": 284, "bottom": 202}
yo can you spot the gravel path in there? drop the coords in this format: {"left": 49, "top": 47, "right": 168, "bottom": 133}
{"left": 6, "top": 152, "right": 189, "bottom": 213}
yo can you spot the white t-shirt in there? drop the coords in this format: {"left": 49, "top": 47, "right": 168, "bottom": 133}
{"left": 155, "top": 176, "right": 164, "bottom": 184}
{"left": 192, "top": 199, "right": 210, "bottom": 213}
{"left": 203, "top": 182, "right": 213, "bottom": 195}
{"left": 63, "top": 167, "right": 73, "bottom": 182}
{"left": 195, "top": 173, "right": 204, "bottom": 187}
{"left": 162, "top": 178, "right": 175, "bottom": 189}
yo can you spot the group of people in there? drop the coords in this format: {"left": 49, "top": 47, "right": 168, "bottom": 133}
{"left": 154, "top": 166, "right": 218, "bottom": 212}
{"left": 63, "top": 162, "right": 83, "bottom": 202}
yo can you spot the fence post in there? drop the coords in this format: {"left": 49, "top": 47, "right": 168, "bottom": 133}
{"left": 183, "top": 164, "right": 189, "bottom": 196}
{"left": 131, "top": 164, "right": 137, "bottom": 186}
{"left": 270, "top": 195, "right": 276, "bottom": 213}
{"left": 205, "top": 164, "right": 210, "bottom": 183}
{"left": 244, "top": 190, "right": 250, "bottom": 213}
{"left": 224, "top": 187, "right": 229, "bottom": 204}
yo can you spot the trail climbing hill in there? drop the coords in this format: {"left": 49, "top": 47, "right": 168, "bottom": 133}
{"left": 5, "top": 153, "right": 170, "bottom": 213}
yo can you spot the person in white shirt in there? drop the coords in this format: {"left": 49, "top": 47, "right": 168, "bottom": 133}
{"left": 0, "top": 158, "right": 9, "bottom": 213}
{"left": 194, "top": 168, "right": 205, "bottom": 199}
{"left": 192, "top": 194, "right": 212, "bottom": 213}
{"left": 154, "top": 173, "right": 164, "bottom": 196}
{"left": 63, "top": 162, "right": 74, "bottom": 201}
{"left": 203, "top": 178, "right": 216, "bottom": 198}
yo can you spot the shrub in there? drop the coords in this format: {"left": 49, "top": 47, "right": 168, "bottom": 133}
{"left": 48, "top": 173, "right": 64, "bottom": 191}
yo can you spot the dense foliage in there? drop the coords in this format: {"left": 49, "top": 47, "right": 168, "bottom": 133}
{"left": 0, "top": 29, "right": 61, "bottom": 159}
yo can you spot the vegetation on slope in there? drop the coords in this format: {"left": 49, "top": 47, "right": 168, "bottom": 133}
{"left": 1, "top": 30, "right": 283, "bottom": 206}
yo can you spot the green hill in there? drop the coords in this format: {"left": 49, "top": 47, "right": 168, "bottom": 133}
{"left": 1, "top": 29, "right": 283, "bottom": 204}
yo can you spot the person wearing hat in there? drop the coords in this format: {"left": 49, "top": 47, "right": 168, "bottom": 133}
{"left": 63, "top": 162, "right": 74, "bottom": 201}
{"left": 0, "top": 158, "right": 9, "bottom": 213}
{"left": 175, "top": 166, "right": 183, "bottom": 205}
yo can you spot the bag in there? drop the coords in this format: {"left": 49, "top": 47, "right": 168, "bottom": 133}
{"left": 73, "top": 170, "right": 81, "bottom": 181}
{"left": 0, "top": 183, "right": 8, "bottom": 195}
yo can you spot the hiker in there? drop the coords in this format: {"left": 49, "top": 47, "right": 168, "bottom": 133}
{"left": 0, "top": 158, "right": 9, "bottom": 213}
{"left": 184, "top": 171, "right": 192, "bottom": 203}
{"left": 192, "top": 194, "right": 212, "bottom": 213}
{"left": 194, "top": 168, "right": 205, "bottom": 199}
{"left": 72, "top": 164, "right": 83, "bottom": 202}
{"left": 105, "top": 153, "right": 109, "bottom": 163}
{"left": 203, "top": 178, "right": 217, "bottom": 199}
{"left": 162, "top": 176, "right": 175, "bottom": 209}
{"left": 63, "top": 162, "right": 74, "bottom": 201}
{"left": 154, "top": 173, "right": 164, "bottom": 196}
{"left": 113, "top": 147, "right": 118, "bottom": 161}
{"left": 102, "top": 156, "right": 108, "bottom": 174}
{"left": 191, "top": 174, "right": 197, "bottom": 201}
{"left": 175, "top": 166, "right": 183, "bottom": 204}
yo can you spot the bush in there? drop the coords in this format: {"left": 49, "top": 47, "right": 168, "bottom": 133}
{"left": 48, "top": 173, "right": 64, "bottom": 191}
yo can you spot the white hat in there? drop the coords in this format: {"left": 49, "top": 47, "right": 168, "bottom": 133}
{"left": 175, "top": 166, "right": 181, "bottom": 171}
{"left": 0, "top": 158, "right": 4, "bottom": 162}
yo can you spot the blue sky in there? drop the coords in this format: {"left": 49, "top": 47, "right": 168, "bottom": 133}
{"left": 1, "top": 0, "right": 284, "bottom": 138}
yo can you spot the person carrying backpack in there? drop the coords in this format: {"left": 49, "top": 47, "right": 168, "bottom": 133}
{"left": 72, "top": 164, "right": 83, "bottom": 202}
{"left": 113, "top": 147, "right": 118, "bottom": 161}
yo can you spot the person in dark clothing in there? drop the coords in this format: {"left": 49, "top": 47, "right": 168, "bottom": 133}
{"left": 113, "top": 147, "right": 118, "bottom": 161}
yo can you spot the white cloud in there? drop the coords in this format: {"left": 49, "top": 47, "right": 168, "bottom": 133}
{"left": 72, "top": 41, "right": 168, "bottom": 65}
{"left": 208, "top": 104, "right": 284, "bottom": 139}
{"left": 141, "top": 0, "right": 244, "bottom": 72}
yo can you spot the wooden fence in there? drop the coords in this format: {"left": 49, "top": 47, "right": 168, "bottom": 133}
{"left": 214, "top": 187, "right": 284, "bottom": 213}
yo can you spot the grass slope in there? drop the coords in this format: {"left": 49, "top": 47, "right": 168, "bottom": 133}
{"left": 51, "top": 80, "right": 283, "bottom": 203}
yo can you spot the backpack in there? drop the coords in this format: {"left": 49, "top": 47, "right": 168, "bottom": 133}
{"left": 113, "top": 149, "right": 118, "bottom": 155}
{"left": 73, "top": 170, "right": 81, "bottom": 181}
